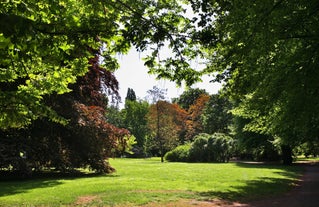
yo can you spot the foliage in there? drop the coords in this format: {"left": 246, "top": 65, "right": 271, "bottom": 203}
{"left": 191, "top": 1, "right": 319, "bottom": 164}
{"left": 106, "top": 105, "right": 125, "bottom": 128}
{"left": 165, "top": 132, "right": 234, "bottom": 163}
{"left": 188, "top": 133, "right": 234, "bottom": 163}
{"left": 188, "top": 134, "right": 209, "bottom": 162}
{"left": 125, "top": 88, "right": 137, "bottom": 102}
{"left": 0, "top": 158, "right": 302, "bottom": 206}
{"left": 147, "top": 101, "right": 180, "bottom": 160}
{"left": 201, "top": 94, "right": 233, "bottom": 134}
{"left": 164, "top": 143, "right": 191, "bottom": 162}
{"left": 65, "top": 103, "right": 130, "bottom": 173}
{"left": 299, "top": 141, "right": 319, "bottom": 158}
{"left": 0, "top": 52, "right": 129, "bottom": 174}
{"left": 122, "top": 99, "right": 149, "bottom": 157}
{"left": 185, "top": 94, "right": 210, "bottom": 140}
{"left": 114, "top": 135, "right": 137, "bottom": 156}
{"left": 233, "top": 116, "right": 281, "bottom": 162}
{"left": 4, "top": 0, "right": 316, "bottom": 167}
{"left": 146, "top": 86, "right": 167, "bottom": 103}
{"left": 208, "top": 133, "right": 235, "bottom": 162}
{"left": 0, "top": 0, "right": 199, "bottom": 129}
{"left": 173, "top": 88, "right": 208, "bottom": 110}
{"left": 170, "top": 103, "right": 189, "bottom": 143}
{"left": 0, "top": 1, "right": 120, "bottom": 128}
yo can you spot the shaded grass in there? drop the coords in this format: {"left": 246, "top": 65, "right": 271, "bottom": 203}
{"left": 0, "top": 158, "right": 302, "bottom": 206}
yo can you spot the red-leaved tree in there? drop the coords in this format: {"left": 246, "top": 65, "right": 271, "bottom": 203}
{"left": 185, "top": 94, "right": 210, "bottom": 140}
{"left": 0, "top": 49, "right": 130, "bottom": 174}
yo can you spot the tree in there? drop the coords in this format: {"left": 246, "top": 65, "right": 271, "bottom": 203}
{"left": 106, "top": 105, "right": 125, "bottom": 128}
{"left": 122, "top": 99, "right": 149, "bottom": 157}
{"left": 146, "top": 86, "right": 168, "bottom": 162}
{"left": 169, "top": 103, "right": 188, "bottom": 144}
{"left": 186, "top": 0, "right": 319, "bottom": 164}
{"left": 233, "top": 116, "right": 281, "bottom": 162}
{"left": 0, "top": 0, "right": 196, "bottom": 129}
{"left": 174, "top": 88, "right": 208, "bottom": 110}
{"left": 147, "top": 100, "right": 180, "bottom": 162}
{"left": 0, "top": 1, "right": 121, "bottom": 128}
{"left": 185, "top": 94, "right": 210, "bottom": 140}
{"left": 125, "top": 88, "right": 137, "bottom": 102}
{"left": 201, "top": 94, "right": 232, "bottom": 134}
{"left": 0, "top": 51, "right": 130, "bottom": 174}
{"left": 146, "top": 86, "right": 167, "bottom": 104}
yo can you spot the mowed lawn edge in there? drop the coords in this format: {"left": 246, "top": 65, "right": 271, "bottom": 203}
{"left": 0, "top": 158, "right": 302, "bottom": 206}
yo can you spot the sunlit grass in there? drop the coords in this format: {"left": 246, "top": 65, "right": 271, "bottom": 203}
{"left": 297, "top": 156, "right": 319, "bottom": 162}
{"left": 0, "top": 158, "right": 302, "bottom": 206}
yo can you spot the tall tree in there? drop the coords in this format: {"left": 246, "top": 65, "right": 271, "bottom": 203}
{"left": 146, "top": 86, "right": 168, "bottom": 162}
{"left": 201, "top": 94, "right": 232, "bottom": 134}
{"left": 122, "top": 99, "right": 149, "bottom": 157}
{"left": 147, "top": 101, "right": 180, "bottom": 162}
{"left": 174, "top": 88, "right": 208, "bottom": 110}
{"left": 125, "top": 88, "right": 137, "bottom": 102}
{"left": 170, "top": 103, "right": 188, "bottom": 144}
{"left": 187, "top": 0, "right": 319, "bottom": 164}
{"left": 146, "top": 86, "right": 167, "bottom": 104}
{"left": 233, "top": 116, "right": 281, "bottom": 162}
{"left": 0, "top": 0, "right": 196, "bottom": 129}
{"left": 0, "top": 1, "right": 121, "bottom": 128}
{"left": 186, "top": 94, "right": 210, "bottom": 140}
{"left": 0, "top": 50, "right": 130, "bottom": 174}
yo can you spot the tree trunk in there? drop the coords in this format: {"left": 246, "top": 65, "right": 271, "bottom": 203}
{"left": 156, "top": 103, "right": 164, "bottom": 163}
{"left": 281, "top": 145, "right": 293, "bottom": 165}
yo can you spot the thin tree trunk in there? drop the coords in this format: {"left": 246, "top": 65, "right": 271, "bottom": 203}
{"left": 156, "top": 103, "right": 164, "bottom": 162}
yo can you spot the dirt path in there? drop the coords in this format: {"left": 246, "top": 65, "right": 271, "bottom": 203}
{"left": 246, "top": 163, "right": 319, "bottom": 207}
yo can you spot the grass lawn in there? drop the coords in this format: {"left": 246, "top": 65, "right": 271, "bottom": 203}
{"left": 0, "top": 158, "right": 302, "bottom": 206}
{"left": 297, "top": 156, "right": 319, "bottom": 162}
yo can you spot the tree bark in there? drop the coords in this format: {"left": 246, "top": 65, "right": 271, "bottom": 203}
{"left": 281, "top": 145, "right": 293, "bottom": 165}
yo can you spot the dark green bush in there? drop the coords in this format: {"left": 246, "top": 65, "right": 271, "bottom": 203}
{"left": 207, "top": 133, "right": 233, "bottom": 162}
{"left": 166, "top": 133, "right": 234, "bottom": 163}
{"left": 164, "top": 144, "right": 191, "bottom": 162}
{"left": 188, "top": 133, "right": 210, "bottom": 162}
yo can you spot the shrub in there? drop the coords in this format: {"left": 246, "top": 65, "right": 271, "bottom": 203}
{"left": 188, "top": 133, "right": 210, "bottom": 162}
{"left": 165, "top": 133, "right": 235, "bottom": 163}
{"left": 207, "top": 133, "right": 233, "bottom": 162}
{"left": 164, "top": 144, "right": 191, "bottom": 162}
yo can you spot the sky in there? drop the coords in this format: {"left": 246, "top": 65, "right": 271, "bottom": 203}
{"left": 114, "top": 48, "right": 222, "bottom": 108}
{"left": 111, "top": 3, "right": 221, "bottom": 108}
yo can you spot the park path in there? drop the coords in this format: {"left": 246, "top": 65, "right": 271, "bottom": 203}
{"left": 246, "top": 162, "right": 319, "bottom": 207}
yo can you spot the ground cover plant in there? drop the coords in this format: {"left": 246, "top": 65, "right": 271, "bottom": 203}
{"left": 0, "top": 158, "right": 302, "bottom": 206}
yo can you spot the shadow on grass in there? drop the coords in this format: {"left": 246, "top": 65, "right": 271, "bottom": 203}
{"left": 235, "top": 162, "right": 304, "bottom": 178}
{"left": 198, "top": 162, "right": 303, "bottom": 202}
{"left": 0, "top": 170, "right": 118, "bottom": 197}
{"left": 198, "top": 177, "right": 293, "bottom": 202}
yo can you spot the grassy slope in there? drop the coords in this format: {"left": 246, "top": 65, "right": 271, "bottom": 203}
{"left": 0, "top": 158, "right": 302, "bottom": 206}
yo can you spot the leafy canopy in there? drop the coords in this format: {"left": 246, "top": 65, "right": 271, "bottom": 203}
{"left": 0, "top": 0, "right": 198, "bottom": 129}
{"left": 189, "top": 0, "right": 319, "bottom": 147}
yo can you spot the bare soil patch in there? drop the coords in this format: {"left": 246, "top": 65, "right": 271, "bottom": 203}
{"left": 75, "top": 195, "right": 99, "bottom": 205}
{"left": 139, "top": 199, "right": 248, "bottom": 207}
